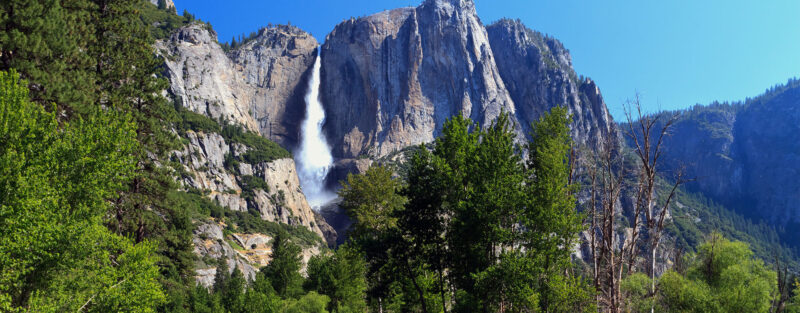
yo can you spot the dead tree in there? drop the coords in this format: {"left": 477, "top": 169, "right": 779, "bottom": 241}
{"left": 623, "top": 95, "right": 686, "bottom": 313}
{"left": 587, "top": 134, "right": 626, "bottom": 313}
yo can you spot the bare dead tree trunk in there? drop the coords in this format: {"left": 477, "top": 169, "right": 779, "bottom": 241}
{"left": 587, "top": 134, "right": 626, "bottom": 313}
{"left": 623, "top": 95, "right": 685, "bottom": 313}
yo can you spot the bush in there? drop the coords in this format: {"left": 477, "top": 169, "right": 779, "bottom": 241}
{"left": 221, "top": 124, "right": 290, "bottom": 164}
{"left": 240, "top": 175, "right": 270, "bottom": 201}
{"left": 224, "top": 210, "right": 323, "bottom": 247}
{"left": 177, "top": 108, "right": 221, "bottom": 134}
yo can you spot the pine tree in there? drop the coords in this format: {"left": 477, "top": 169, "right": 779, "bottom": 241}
{"left": 261, "top": 229, "right": 303, "bottom": 298}
{"left": 213, "top": 259, "right": 230, "bottom": 296}
{"left": 223, "top": 266, "right": 246, "bottom": 312}
{"left": 0, "top": 0, "right": 96, "bottom": 111}
{"left": 305, "top": 244, "right": 368, "bottom": 312}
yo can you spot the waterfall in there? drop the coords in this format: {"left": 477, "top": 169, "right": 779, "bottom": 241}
{"left": 295, "top": 54, "right": 335, "bottom": 209}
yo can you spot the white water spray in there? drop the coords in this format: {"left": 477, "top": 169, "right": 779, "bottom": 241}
{"left": 295, "top": 54, "right": 335, "bottom": 209}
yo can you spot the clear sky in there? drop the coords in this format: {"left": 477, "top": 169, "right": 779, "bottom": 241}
{"left": 173, "top": 0, "right": 800, "bottom": 120}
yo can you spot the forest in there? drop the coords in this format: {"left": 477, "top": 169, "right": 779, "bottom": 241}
{"left": 1, "top": 0, "right": 799, "bottom": 312}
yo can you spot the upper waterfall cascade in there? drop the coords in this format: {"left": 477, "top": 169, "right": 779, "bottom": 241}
{"left": 295, "top": 54, "right": 335, "bottom": 209}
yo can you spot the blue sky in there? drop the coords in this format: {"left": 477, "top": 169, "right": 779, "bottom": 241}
{"left": 174, "top": 0, "right": 800, "bottom": 120}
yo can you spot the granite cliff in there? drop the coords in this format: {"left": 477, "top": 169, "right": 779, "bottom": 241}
{"left": 158, "top": 23, "right": 318, "bottom": 147}
{"left": 319, "top": 0, "right": 614, "bottom": 165}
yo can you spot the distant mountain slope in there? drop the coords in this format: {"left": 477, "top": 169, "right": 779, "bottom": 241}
{"left": 634, "top": 78, "right": 800, "bottom": 248}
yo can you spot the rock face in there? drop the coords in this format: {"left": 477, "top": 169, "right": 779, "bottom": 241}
{"left": 645, "top": 79, "right": 800, "bottom": 228}
{"left": 149, "top": 0, "right": 175, "bottom": 9}
{"left": 228, "top": 26, "right": 319, "bottom": 147}
{"left": 486, "top": 19, "right": 613, "bottom": 150}
{"left": 192, "top": 220, "right": 321, "bottom": 287}
{"left": 174, "top": 130, "right": 326, "bottom": 238}
{"left": 319, "top": 0, "right": 614, "bottom": 161}
{"left": 158, "top": 23, "right": 318, "bottom": 147}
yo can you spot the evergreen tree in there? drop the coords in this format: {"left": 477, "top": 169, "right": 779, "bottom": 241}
{"left": 400, "top": 146, "right": 451, "bottom": 312}
{"left": 0, "top": 0, "right": 96, "bottom": 110}
{"left": 262, "top": 229, "right": 304, "bottom": 298}
{"left": 305, "top": 244, "right": 368, "bottom": 312}
{"left": 157, "top": 0, "right": 167, "bottom": 10}
{"left": 212, "top": 259, "right": 230, "bottom": 295}
{"left": 223, "top": 266, "right": 246, "bottom": 313}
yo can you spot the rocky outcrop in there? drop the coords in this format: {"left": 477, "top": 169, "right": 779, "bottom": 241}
{"left": 174, "top": 130, "right": 326, "bottom": 238}
{"left": 149, "top": 0, "right": 175, "bottom": 9}
{"left": 157, "top": 23, "right": 318, "bottom": 147}
{"left": 319, "top": 0, "right": 614, "bottom": 162}
{"left": 486, "top": 19, "right": 613, "bottom": 150}
{"left": 192, "top": 220, "right": 321, "bottom": 287}
{"left": 173, "top": 129, "right": 333, "bottom": 284}
{"left": 229, "top": 26, "right": 318, "bottom": 147}
{"left": 157, "top": 25, "right": 259, "bottom": 131}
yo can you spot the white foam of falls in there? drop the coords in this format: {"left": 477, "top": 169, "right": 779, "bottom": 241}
{"left": 295, "top": 54, "right": 335, "bottom": 209}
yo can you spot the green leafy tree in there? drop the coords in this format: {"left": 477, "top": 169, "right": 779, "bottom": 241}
{"left": 338, "top": 165, "right": 409, "bottom": 307}
{"left": 0, "top": 70, "right": 163, "bottom": 311}
{"left": 400, "top": 147, "right": 451, "bottom": 312}
{"left": 657, "top": 233, "right": 777, "bottom": 313}
{"left": 282, "top": 292, "right": 330, "bottom": 313}
{"left": 523, "top": 106, "right": 591, "bottom": 311}
{"left": 786, "top": 279, "right": 800, "bottom": 313}
{"left": 339, "top": 165, "right": 406, "bottom": 241}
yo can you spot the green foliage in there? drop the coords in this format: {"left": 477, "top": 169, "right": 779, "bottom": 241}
{"left": 262, "top": 229, "right": 304, "bottom": 298}
{"left": 658, "top": 270, "right": 718, "bottom": 313}
{"left": 221, "top": 124, "right": 291, "bottom": 164}
{"left": 621, "top": 273, "right": 656, "bottom": 313}
{"left": 137, "top": 0, "right": 196, "bottom": 40}
{"left": 664, "top": 186, "right": 796, "bottom": 270}
{"left": 339, "top": 109, "right": 594, "bottom": 312}
{"left": 222, "top": 266, "right": 247, "bottom": 312}
{"left": 223, "top": 209, "right": 323, "bottom": 247}
{"left": 306, "top": 244, "right": 368, "bottom": 312}
{"left": 283, "top": 292, "right": 330, "bottom": 313}
{"left": 176, "top": 108, "right": 221, "bottom": 135}
{"left": 0, "top": 0, "right": 95, "bottom": 110}
{"left": 166, "top": 190, "right": 224, "bottom": 219}
{"left": 240, "top": 175, "right": 270, "bottom": 201}
{"left": 0, "top": 70, "right": 164, "bottom": 311}
{"left": 656, "top": 233, "right": 778, "bottom": 313}
{"left": 338, "top": 166, "right": 406, "bottom": 240}
{"left": 787, "top": 280, "right": 800, "bottom": 313}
